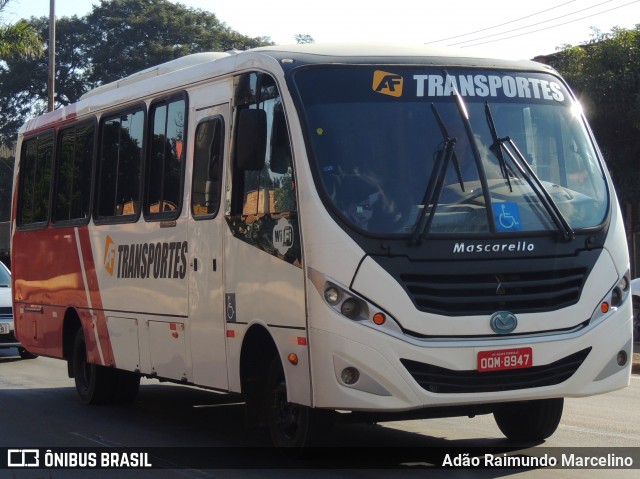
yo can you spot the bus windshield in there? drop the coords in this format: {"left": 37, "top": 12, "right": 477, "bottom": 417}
{"left": 292, "top": 66, "right": 608, "bottom": 237}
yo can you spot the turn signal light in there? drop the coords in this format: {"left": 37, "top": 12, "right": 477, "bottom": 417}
{"left": 372, "top": 312, "right": 386, "bottom": 325}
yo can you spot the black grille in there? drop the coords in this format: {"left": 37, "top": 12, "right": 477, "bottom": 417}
{"left": 400, "top": 347, "right": 591, "bottom": 394}
{"left": 0, "top": 332, "right": 17, "bottom": 342}
{"left": 0, "top": 306, "right": 11, "bottom": 315}
{"left": 399, "top": 267, "right": 588, "bottom": 315}
{"left": 370, "top": 249, "right": 601, "bottom": 316}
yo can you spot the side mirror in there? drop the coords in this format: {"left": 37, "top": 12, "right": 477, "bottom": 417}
{"left": 236, "top": 109, "right": 267, "bottom": 171}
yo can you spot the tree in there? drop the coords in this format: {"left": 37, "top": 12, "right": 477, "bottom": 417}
{"left": 544, "top": 26, "right": 640, "bottom": 204}
{"left": 0, "top": 15, "right": 90, "bottom": 143}
{"left": 0, "top": 0, "right": 43, "bottom": 58}
{"left": 0, "top": 0, "right": 272, "bottom": 144}
{"left": 84, "top": 0, "right": 272, "bottom": 85}
{"left": 294, "top": 34, "right": 314, "bottom": 44}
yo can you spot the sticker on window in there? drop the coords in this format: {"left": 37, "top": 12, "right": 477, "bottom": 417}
{"left": 493, "top": 202, "right": 522, "bottom": 232}
{"left": 273, "top": 217, "right": 294, "bottom": 255}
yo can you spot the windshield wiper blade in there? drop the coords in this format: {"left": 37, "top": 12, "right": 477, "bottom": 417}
{"left": 411, "top": 137, "right": 456, "bottom": 245}
{"left": 432, "top": 104, "right": 465, "bottom": 192}
{"left": 484, "top": 103, "right": 575, "bottom": 241}
{"left": 484, "top": 103, "right": 513, "bottom": 192}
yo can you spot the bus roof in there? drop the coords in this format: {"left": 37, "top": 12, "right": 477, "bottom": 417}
{"left": 19, "top": 43, "right": 553, "bottom": 136}
{"left": 252, "top": 43, "right": 550, "bottom": 70}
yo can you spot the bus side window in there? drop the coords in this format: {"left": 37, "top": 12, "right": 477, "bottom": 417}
{"left": 95, "top": 109, "right": 144, "bottom": 221}
{"left": 192, "top": 116, "right": 224, "bottom": 218}
{"left": 54, "top": 122, "right": 94, "bottom": 224}
{"left": 232, "top": 73, "right": 295, "bottom": 217}
{"left": 145, "top": 95, "right": 187, "bottom": 218}
{"left": 17, "top": 133, "right": 54, "bottom": 227}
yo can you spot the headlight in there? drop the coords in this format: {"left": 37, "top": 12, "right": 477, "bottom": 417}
{"left": 309, "top": 269, "right": 402, "bottom": 335}
{"left": 591, "top": 269, "right": 631, "bottom": 323}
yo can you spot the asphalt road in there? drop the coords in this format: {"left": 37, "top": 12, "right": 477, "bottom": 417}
{"left": 0, "top": 348, "right": 638, "bottom": 479}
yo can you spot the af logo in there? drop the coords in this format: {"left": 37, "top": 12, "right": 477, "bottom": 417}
{"left": 372, "top": 70, "right": 403, "bottom": 97}
{"left": 103, "top": 235, "right": 117, "bottom": 276}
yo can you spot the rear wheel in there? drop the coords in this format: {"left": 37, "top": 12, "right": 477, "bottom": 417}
{"left": 113, "top": 370, "right": 140, "bottom": 404}
{"left": 494, "top": 398, "right": 563, "bottom": 442}
{"left": 72, "top": 329, "right": 139, "bottom": 405}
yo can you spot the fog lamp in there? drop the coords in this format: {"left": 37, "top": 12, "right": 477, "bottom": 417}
{"left": 341, "top": 367, "right": 360, "bottom": 385}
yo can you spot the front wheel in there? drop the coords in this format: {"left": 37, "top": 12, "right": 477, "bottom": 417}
{"left": 494, "top": 398, "right": 563, "bottom": 442}
{"left": 266, "top": 357, "right": 329, "bottom": 450}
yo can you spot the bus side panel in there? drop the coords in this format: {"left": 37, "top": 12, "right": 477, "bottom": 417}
{"left": 13, "top": 225, "right": 114, "bottom": 365}
{"left": 89, "top": 221, "right": 190, "bottom": 378}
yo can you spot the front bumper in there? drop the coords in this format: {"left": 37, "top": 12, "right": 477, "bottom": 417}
{"left": 0, "top": 321, "right": 21, "bottom": 348}
{"left": 309, "top": 299, "right": 632, "bottom": 411}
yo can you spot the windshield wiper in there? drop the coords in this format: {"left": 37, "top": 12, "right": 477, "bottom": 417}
{"left": 484, "top": 102, "right": 575, "bottom": 241}
{"left": 432, "top": 104, "right": 465, "bottom": 192}
{"left": 410, "top": 132, "right": 456, "bottom": 245}
{"left": 484, "top": 103, "right": 513, "bottom": 192}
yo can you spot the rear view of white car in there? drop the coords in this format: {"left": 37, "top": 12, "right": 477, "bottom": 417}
{"left": 0, "top": 261, "right": 36, "bottom": 359}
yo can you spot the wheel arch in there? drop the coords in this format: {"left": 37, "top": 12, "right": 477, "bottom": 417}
{"left": 238, "top": 323, "right": 280, "bottom": 428}
{"left": 240, "top": 323, "right": 279, "bottom": 392}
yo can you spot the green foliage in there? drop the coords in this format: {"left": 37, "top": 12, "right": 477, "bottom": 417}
{"left": 294, "top": 34, "right": 315, "bottom": 44}
{"left": 274, "top": 172, "right": 296, "bottom": 212}
{"left": 0, "top": 0, "right": 273, "bottom": 144}
{"left": 0, "top": 0, "right": 43, "bottom": 59}
{"left": 84, "top": 0, "right": 271, "bottom": 84}
{"left": 545, "top": 25, "right": 640, "bottom": 202}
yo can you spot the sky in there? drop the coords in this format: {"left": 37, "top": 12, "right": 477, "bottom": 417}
{"left": 1, "top": 0, "right": 639, "bottom": 59}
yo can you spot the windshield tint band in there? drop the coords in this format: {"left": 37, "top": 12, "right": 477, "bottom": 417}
{"left": 292, "top": 66, "right": 609, "bottom": 238}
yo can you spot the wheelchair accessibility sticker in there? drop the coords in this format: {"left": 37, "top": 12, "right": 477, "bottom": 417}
{"left": 493, "top": 202, "right": 522, "bottom": 232}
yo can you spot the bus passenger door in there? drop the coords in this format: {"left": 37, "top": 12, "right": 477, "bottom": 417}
{"left": 187, "top": 104, "right": 229, "bottom": 389}
{"left": 223, "top": 72, "right": 309, "bottom": 403}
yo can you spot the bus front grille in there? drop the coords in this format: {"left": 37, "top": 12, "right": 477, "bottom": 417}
{"left": 399, "top": 267, "right": 588, "bottom": 315}
{"left": 400, "top": 347, "right": 591, "bottom": 394}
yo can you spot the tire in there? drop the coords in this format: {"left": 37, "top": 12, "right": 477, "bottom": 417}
{"left": 112, "top": 370, "right": 140, "bottom": 404}
{"left": 17, "top": 347, "right": 38, "bottom": 360}
{"left": 266, "top": 357, "right": 328, "bottom": 450}
{"left": 72, "top": 329, "right": 116, "bottom": 404}
{"left": 494, "top": 398, "right": 564, "bottom": 442}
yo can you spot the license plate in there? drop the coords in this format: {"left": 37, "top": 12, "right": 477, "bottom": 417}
{"left": 0, "top": 323, "right": 9, "bottom": 334}
{"left": 478, "top": 347, "right": 533, "bottom": 372}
